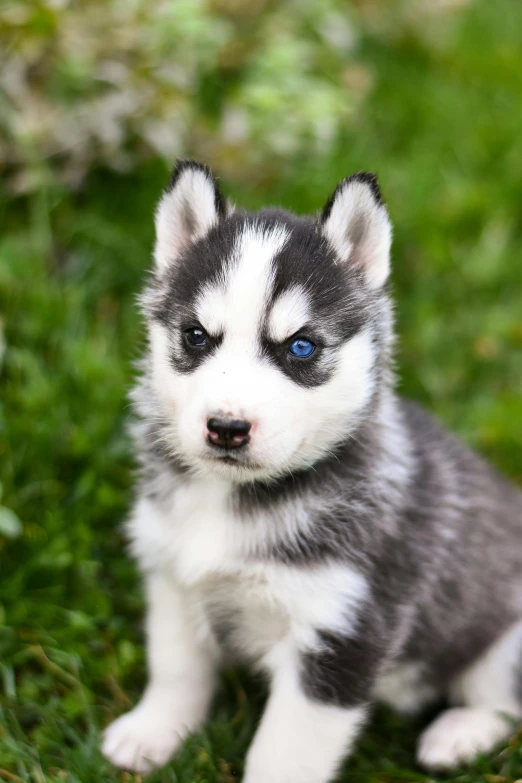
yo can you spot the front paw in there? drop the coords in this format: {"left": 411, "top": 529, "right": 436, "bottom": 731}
{"left": 102, "top": 704, "right": 186, "bottom": 773}
{"left": 417, "top": 707, "right": 511, "bottom": 771}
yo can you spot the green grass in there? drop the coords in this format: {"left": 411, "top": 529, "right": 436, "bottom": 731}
{"left": 1, "top": 0, "right": 522, "bottom": 780}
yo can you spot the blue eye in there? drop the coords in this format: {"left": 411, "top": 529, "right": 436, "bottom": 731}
{"left": 184, "top": 327, "right": 207, "bottom": 347}
{"left": 289, "top": 338, "right": 316, "bottom": 358}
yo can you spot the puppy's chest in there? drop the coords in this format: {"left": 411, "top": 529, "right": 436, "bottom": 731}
{"left": 145, "top": 480, "right": 369, "bottom": 659}
{"left": 164, "top": 485, "right": 303, "bottom": 655}
{"left": 194, "top": 562, "right": 368, "bottom": 664}
{"left": 196, "top": 569, "right": 292, "bottom": 660}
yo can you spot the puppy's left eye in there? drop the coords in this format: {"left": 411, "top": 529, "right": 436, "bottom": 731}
{"left": 184, "top": 327, "right": 207, "bottom": 347}
{"left": 289, "top": 338, "right": 315, "bottom": 358}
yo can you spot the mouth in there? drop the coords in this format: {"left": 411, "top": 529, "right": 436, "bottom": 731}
{"left": 217, "top": 455, "right": 240, "bottom": 466}
{"left": 203, "top": 449, "right": 264, "bottom": 472}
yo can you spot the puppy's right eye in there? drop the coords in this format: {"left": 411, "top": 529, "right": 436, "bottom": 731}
{"left": 184, "top": 327, "right": 207, "bottom": 347}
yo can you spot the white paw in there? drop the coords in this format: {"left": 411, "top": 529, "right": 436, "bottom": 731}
{"left": 417, "top": 707, "right": 511, "bottom": 770}
{"left": 102, "top": 704, "right": 186, "bottom": 773}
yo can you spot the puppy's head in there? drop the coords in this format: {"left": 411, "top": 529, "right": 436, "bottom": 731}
{"left": 142, "top": 160, "right": 393, "bottom": 481}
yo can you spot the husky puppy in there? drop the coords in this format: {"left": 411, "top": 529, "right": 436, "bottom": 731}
{"left": 102, "top": 160, "right": 522, "bottom": 781}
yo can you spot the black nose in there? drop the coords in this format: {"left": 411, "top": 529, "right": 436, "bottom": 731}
{"left": 207, "top": 417, "right": 251, "bottom": 449}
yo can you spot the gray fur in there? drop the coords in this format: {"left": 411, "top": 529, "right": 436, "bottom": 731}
{"left": 111, "top": 161, "right": 522, "bottom": 776}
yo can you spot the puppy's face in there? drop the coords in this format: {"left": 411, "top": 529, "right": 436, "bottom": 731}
{"left": 143, "top": 161, "right": 392, "bottom": 481}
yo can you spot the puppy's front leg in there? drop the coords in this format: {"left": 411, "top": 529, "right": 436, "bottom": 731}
{"left": 244, "top": 643, "right": 369, "bottom": 783}
{"left": 103, "top": 571, "right": 218, "bottom": 773}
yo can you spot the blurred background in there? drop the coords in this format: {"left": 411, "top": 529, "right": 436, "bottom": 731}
{"left": 1, "top": 1, "right": 521, "bottom": 781}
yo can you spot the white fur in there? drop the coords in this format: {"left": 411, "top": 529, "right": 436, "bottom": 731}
{"left": 154, "top": 167, "right": 220, "bottom": 270}
{"left": 322, "top": 179, "right": 392, "bottom": 288}
{"left": 102, "top": 571, "right": 218, "bottom": 772}
{"left": 195, "top": 283, "right": 228, "bottom": 336}
{"left": 268, "top": 285, "right": 311, "bottom": 342}
{"left": 450, "top": 620, "right": 522, "bottom": 715}
{"left": 416, "top": 622, "right": 522, "bottom": 770}
{"left": 103, "top": 171, "right": 522, "bottom": 780}
{"left": 127, "top": 495, "right": 369, "bottom": 657}
{"left": 148, "top": 223, "right": 377, "bottom": 482}
{"left": 194, "top": 223, "right": 289, "bottom": 342}
{"left": 219, "top": 223, "right": 290, "bottom": 339}
{"left": 417, "top": 708, "right": 513, "bottom": 770}
{"left": 244, "top": 640, "right": 367, "bottom": 783}
{"left": 105, "top": 493, "right": 370, "bottom": 772}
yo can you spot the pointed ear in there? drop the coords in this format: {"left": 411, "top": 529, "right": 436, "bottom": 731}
{"left": 154, "top": 160, "right": 227, "bottom": 271}
{"left": 320, "top": 172, "right": 392, "bottom": 289}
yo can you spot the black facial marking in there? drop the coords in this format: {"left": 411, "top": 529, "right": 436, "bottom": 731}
{"left": 260, "top": 336, "right": 332, "bottom": 389}
{"left": 169, "top": 326, "right": 223, "bottom": 375}
{"left": 241, "top": 207, "right": 379, "bottom": 389}
{"left": 150, "top": 206, "right": 382, "bottom": 384}
{"left": 268, "top": 211, "right": 375, "bottom": 341}
{"left": 151, "top": 214, "right": 244, "bottom": 376}
{"left": 152, "top": 213, "right": 244, "bottom": 329}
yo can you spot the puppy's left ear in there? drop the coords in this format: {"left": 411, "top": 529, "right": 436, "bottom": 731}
{"left": 154, "top": 159, "right": 228, "bottom": 271}
{"left": 320, "top": 172, "right": 392, "bottom": 289}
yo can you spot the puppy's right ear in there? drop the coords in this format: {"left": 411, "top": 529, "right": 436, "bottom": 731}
{"left": 154, "top": 160, "right": 227, "bottom": 271}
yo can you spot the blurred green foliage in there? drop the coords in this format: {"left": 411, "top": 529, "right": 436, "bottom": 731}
{"left": 1, "top": 0, "right": 366, "bottom": 191}
{"left": 1, "top": 0, "right": 522, "bottom": 780}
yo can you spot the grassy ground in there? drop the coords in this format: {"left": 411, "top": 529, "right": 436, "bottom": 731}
{"left": 1, "top": 1, "right": 522, "bottom": 781}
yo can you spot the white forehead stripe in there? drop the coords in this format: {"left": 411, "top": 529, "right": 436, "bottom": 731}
{"left": 268, "top": 285, "right": 311, "bottom": 342}
{"left": 196, "top": 284, "right": 227, "bottom": 335}
{"left": 228, "top": 224, "right": 290, "bottom": 331}
{"left": 195, "top": 222, "right": 289, "bottom": 341}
